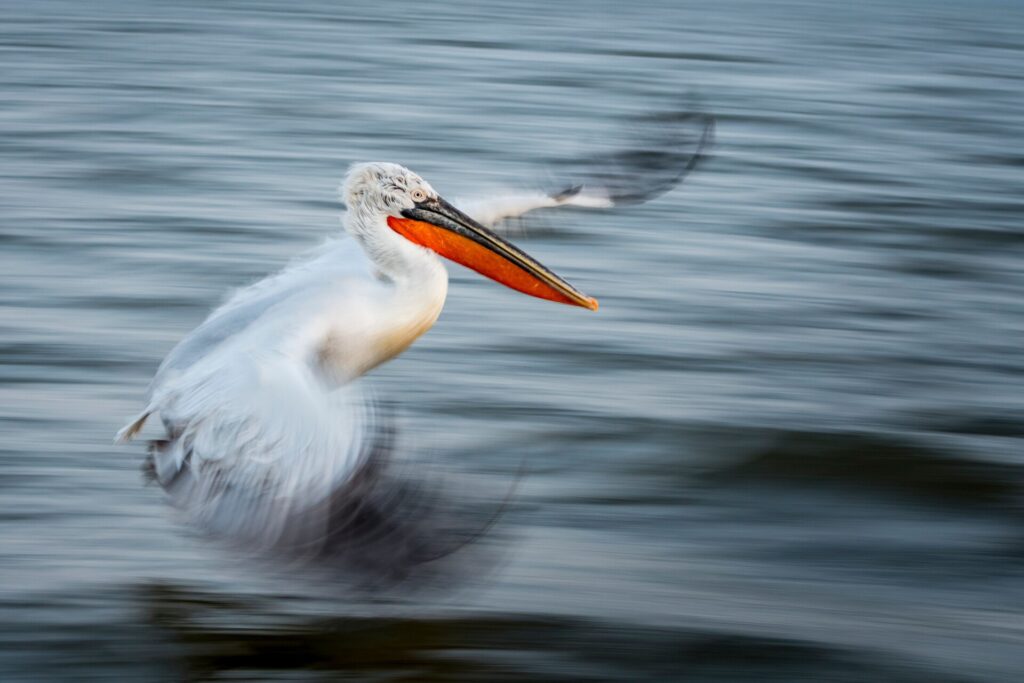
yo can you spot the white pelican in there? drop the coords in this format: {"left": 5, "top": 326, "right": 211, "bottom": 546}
{"left": 116, "top": 112, "right": 713, "bottom": 567}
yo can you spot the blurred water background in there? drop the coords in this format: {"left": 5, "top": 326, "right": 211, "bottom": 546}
{"left": 3, "top": 0, "right": 1024, "bottom": 680}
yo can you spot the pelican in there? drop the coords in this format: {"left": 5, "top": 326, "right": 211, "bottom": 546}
{"left": 116, "top": 111, "right": 713, "bottom": 566}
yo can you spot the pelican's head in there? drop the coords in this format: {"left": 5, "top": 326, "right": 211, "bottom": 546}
{"left": 341, "top": 162, "right": 598, "bottom": 311}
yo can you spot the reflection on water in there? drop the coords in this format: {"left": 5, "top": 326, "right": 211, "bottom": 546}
{"left": 137, "top": 582, "right": 971, "bottom": 683}
{"left": 3, "top": 0, "right": 1024, "bottom": 680}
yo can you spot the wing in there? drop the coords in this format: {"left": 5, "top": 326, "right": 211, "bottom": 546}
{"left": 146, "top": 351, "right": 379, "bottom": 556}
{"left": 147, "top": 344, "right": 508, "bottom": 578}
{"left": 119, "top": 238, "right": 508, "bottom": 580}
{"left": 116, "top": 237, "right": 377, "bottom": 442}
{"left": 117, "top": 239, "right": 383, "bottom": 554}
{"left": 458, "top": 108, "right": 714, "bottom": 229}
{"left": 148, "top": 237, "right": 375, "bottom": 391}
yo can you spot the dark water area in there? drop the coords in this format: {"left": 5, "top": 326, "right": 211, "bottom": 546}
{"left": 3, "top": 0, "right": 1024, "bottom": 680}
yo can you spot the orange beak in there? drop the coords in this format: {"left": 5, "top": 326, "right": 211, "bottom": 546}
{"left": 387, "top": 196, "right": 598, "bottom": 311}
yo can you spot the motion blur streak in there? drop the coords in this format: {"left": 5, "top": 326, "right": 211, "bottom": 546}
{"left": 2, "top": 0, "right": 1024, "bottom": 681}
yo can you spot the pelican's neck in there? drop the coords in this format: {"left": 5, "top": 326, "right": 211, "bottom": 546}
{"left": 325, "top": 208, "right": 448, "bottom": 378}
{"left": 344, "top": 208, "right": 445, "bottom": 285}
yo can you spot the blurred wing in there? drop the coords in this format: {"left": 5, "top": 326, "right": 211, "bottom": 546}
{"left": 146, "top": 347, "right": 379, "bottom": 557}
{"left": 140, "top": 325, "right": 506, "bottom": 581}
{"left": 118, "top": 240, "right": 509, "bottom": 581}
{"left": 458, "top": 108, "right": 714, "bottom": 229}
{"left": 118, "top": 240, "right": 387, "bottom": 556}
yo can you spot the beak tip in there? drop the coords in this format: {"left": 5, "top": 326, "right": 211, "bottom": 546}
{"left": 583, "top": 297, "right": 599, "bottom": 312}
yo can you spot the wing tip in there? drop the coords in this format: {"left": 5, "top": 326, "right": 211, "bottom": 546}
{"left": 115, "top": 411, "right": 151, "bottom": 444}
{"left": 564, "top": 103, "right": 716, "bottom": 208}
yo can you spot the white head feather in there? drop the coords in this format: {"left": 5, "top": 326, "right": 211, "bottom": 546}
{"left": 339, "top": 163, "right": 444, "bottom": 278}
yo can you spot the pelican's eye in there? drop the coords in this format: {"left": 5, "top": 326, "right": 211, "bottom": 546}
{"left": 410, "top": 188, "right": 427, "bottom": 203}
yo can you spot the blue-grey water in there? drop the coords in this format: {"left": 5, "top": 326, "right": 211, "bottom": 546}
{"left": 3, "top": 0, "right": 1024, "bottom": 680}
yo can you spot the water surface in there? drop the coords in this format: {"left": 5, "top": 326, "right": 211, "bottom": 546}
{"left": 2, "top": 0, "right": 1024, "bottom": 680}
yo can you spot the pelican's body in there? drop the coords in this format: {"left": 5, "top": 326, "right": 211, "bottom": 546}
{"left": 116, "top": 163, "right": 605, "bottom": 552}
{"left": 117, "top": 113, "right": 713, "bottom": 560}
{"left": 156, "top": 227, "right": 447, "bottom": 392}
